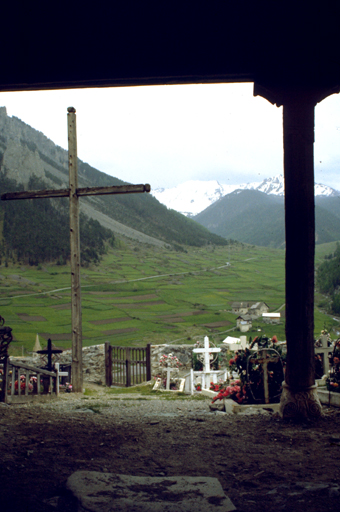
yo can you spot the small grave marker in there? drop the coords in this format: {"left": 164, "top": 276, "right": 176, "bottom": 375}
{"left": 315, "top": 334, "right": 331, "bottom": 376}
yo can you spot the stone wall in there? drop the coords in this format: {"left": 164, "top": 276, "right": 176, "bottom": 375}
{"left": 10, "top": 343, "right": 234, "bottom": 386}
{"left": 57, "top": 344, "right": 106, "bottom": 385}
{"left": 10, "top": 344, "right": 106, "bottom": 387}
{"left": 150, "top": 344, "right": 233, "bottom": 378}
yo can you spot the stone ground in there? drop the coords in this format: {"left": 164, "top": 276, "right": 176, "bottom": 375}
{"left": 0, "top": 386, "right": 340, "bottom": 512}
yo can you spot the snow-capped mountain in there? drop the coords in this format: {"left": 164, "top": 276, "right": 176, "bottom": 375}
{"left": 152, "top": 174, "right": 339, "bottom": 216}
{"left": 152, "top": 180, "right": 235, "bottom": 216}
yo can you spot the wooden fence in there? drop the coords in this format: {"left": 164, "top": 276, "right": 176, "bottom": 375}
{"left": 105, "top": 342, "right": 151, "bottom": 387}
{"left": 0, "top": 359, "right": 60, "bottom": 403}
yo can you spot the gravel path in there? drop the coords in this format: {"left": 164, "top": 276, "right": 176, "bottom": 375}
{"left": 1, "top": 389, "right": 340, "bottom": 512}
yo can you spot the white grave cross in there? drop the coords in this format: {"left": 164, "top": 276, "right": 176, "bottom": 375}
{"left": 193, "top": 336, "right": 221, "bottom": 372}
{"left": 164, "top": 366, "right": 179, "bottom": 390}
{"left": 315, "top": 334, "right": 331, "bottom": 377}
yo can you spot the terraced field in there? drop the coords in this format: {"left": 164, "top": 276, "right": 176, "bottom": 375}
{"left": 0, "top": 239, "right": 338, "bottom": 356}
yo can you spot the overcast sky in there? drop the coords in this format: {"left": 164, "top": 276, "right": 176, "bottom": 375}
{"left": 0, "top": 83, "right": 339, "bottom": 190}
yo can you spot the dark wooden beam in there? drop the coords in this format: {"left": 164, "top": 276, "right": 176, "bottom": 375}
{"left": 1, "top": 184, "right": 151, "bottom": 202}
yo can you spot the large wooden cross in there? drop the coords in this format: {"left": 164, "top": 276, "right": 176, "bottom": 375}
{"left": 1, "top": 107, "right": 150, "bottom": 392}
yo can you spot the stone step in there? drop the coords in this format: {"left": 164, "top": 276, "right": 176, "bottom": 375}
{"left": 66, "top": 471, "right": 236, "bottom": 511}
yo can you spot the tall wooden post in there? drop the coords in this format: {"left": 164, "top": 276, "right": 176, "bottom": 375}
{"left": 0, "top": 108, "right": 151, "bottom": 394}
{"left": 279, "top": 96, "right": 322, "bottom": 417}
{"left": 68, "top": 107, "right": 83, "bottom": 393}
{"left": 283, "top": 98, "right": 315, "bottom": 389}
{"left": 253, "top": 84, "right": 332, "bottom": 418}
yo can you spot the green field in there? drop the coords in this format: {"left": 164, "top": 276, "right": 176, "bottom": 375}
{"left": 0, "top": 239, "right": 338, "bottom": 356}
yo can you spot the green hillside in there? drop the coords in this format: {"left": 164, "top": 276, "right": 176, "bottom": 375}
{"left": 1, "top": 241, "right": 339, "bottom": 357}
{"left": 194, "top": 189, "right": 340, "bottom": 248}
{"left": 0, "top": 173, "right": 114, "bottom": 266}
{"left": 78, "top": 162, "right": 228, "bottom": 248}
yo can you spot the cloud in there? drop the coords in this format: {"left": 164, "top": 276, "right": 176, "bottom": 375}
{"left": 0, "top": 83, "right": 338, "bottom": 189}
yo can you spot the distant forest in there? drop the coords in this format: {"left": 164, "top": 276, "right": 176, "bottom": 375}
{"left": 317, "top": 243, "right": 340, "bottom": 313}
{"left": 0, "top": 173, "right": 114, "bottom": 266}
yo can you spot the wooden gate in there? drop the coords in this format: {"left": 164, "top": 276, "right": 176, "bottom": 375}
{"left": 105, "top": 342, "right": 151, "bottom": 387}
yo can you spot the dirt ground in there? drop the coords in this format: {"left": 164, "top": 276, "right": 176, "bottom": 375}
{"left": 0, "top": 387, "right": 340, "bottom": 512}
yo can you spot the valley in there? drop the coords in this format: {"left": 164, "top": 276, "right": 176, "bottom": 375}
{"left": 0, "top": 107, "right": 339, "bottom": 354}
{"left": 1, "top": 240, "right": 338, "bottom": 356}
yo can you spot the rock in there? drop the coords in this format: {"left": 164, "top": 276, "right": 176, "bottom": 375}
{"left": 66, "top": 471, "right": 236, "bottom": 511}
{"left": 209, "top": 402, "right": 225, "bottom": 412}
{"left": 237, "top": 407, "right": 271, "bottom": 416}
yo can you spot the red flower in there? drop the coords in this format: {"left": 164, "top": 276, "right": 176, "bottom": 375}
{"left": 272, "top": 335, "right": 278, "bottom": 343}
{"left": 334, "top": 357, "right": 340, "bottom": 364}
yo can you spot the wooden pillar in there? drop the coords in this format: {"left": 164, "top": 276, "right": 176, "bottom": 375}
{"left": 279, "top": 96, "right": 322, "bottom": 417}
{"left": 67, "top": 107, "right": 83, "bottom": 393}
{"left": 283, "top": 98, "right": 315, "bottom": 389}
{"left": 253, "top": 84, "right": 331, "bottom": 418}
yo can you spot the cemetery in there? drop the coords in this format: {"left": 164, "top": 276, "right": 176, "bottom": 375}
{"left": 1, "top": 353, "right": 340, "bottom": 512}
{"left": 1, "top": 313, "right": 340, "bottom": 511}
{"left": 0, "top": 51, "right": 338, "bottom": 512}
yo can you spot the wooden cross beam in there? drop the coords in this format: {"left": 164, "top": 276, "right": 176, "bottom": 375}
{"left": 1, "top": 107, "right": 151, "bottom": 392}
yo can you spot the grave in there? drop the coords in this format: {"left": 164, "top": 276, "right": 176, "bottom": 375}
{"left": 66, "top": 471, "right": 236, "bottom": 512}
{"left": 189, "top": 336, "right": 227, "bottom": 393}
{"left": 314, "top": 333, "right": 332, "bottom": 377}
{"left": 317, "top": 338, "right": 340, "bottom": 407}
{"left": 152, "top": 353, "right": 185, "bottom": 392}
{"left": 206, "top": 337, "right": 285, "bottom": 414}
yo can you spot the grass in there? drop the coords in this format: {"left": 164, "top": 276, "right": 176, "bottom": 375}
{"left": 83, "top": 383, "right": 209, "bottom": 400}
{"left": 1, "top": 239, "right": 339, "bottom": 356}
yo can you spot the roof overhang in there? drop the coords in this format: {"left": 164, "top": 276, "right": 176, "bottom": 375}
{"left": 1, "top": 2, "right": 340, "bottom": 93}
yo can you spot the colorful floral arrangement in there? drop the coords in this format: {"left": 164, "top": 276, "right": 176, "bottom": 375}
{"left": 327, "top": 339, "right": 340, "bottom": 393}
{"left": 65, "top": 382, "right": 73, "bottom": 393}
{"left": 14, "top": 374, "right": 34, "bottom": 393}
{"left": 211, "top": 378, "right": 248, "bottom": 404}
{"left": 159, "top": 353, "right": 182, "bottom": 369}
{"left": 212, "top": 335, "right": 284, "bottom": 405}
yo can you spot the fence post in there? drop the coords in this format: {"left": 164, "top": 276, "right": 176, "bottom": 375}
{"left": 105, "top": 342, "right": 112, "bottom": 387}
{"left": 0, "top": 354, "right": 8, "bottom": 403}
{"left": 146, "top": 344, "right": 151, "bottom": 381}
{"left": 126, "top": 348, "right": 131, "bottom": 387}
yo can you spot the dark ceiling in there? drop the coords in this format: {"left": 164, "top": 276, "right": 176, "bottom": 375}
{"left": 2, "top": 2, "right": 340, "bottom": 92}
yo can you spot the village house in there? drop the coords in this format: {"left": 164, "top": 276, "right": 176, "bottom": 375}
{"left": 231, "top": 302, "right": 252, "bottom": 315}
{"left": 248, "top": 302, "right": 270, "bottom": 318}
{"left": 231, "top": 301, "right": 269, "bottom": 318}
{"left": 262, "top": 312, "right": 281, "bottom": 324}
{"left": 236, "top": 314, "right": 252, "bottom": 333}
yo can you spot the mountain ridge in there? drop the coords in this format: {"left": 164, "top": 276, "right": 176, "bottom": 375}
{"left": 152, "top": 174, "right": 340, "bottom": 217}
{"left": 193, "top": 189, "right": 340, "bottom": 248}
{"left": 0, "top": 107, "right": 229, "bottom": 264}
